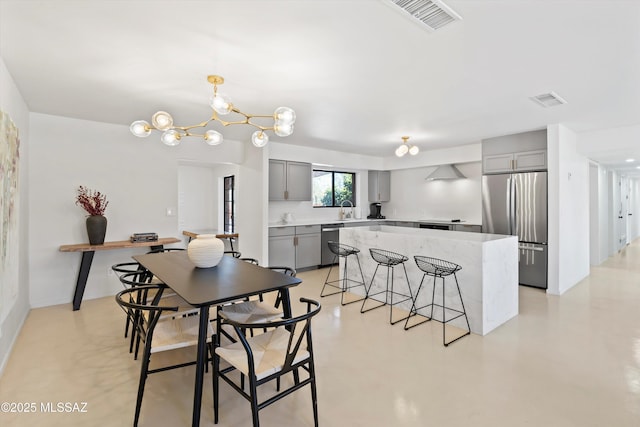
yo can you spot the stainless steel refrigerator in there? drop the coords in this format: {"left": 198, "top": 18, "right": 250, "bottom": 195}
{"left": 482, "top": 172, "right": 548, "bottom": 289}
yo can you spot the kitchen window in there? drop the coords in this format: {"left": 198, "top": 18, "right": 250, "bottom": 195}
{"left": 312, "top": 170, "right": 356, "bottom": 207}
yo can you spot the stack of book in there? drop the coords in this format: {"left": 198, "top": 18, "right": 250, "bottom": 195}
{"left": 130, "top": 232, "right": 158, "bottom": 243}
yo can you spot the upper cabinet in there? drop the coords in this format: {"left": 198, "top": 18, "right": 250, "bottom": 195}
{"left": 482, "top": 129, "right": 547, "bottom": 174}
{"left": 269, "top": 159, "right": 312, "bottom": 201}
{"left": 368, "top": 170, "right": 390, "bottom": 202}
{"left": 483, "top": 150, "right": 547, "bottom": 174}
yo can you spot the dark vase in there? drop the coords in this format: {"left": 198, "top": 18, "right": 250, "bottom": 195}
{"left": 86, "top": 215, "right": 107, "bottom": 245}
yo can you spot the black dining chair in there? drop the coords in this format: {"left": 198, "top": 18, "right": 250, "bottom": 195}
{"left": 213, "top": 297, "right": 321, "bottom": 427}
{"left": 115, "top": 285, "right": 214, "bottom": 427}
{"left": 224, "top": 250, "right": 242, "bottom": 258}
{"left": 111, "top": 262, "right": 149, "bottom": 344}
{"left": 118, "top": 271, "right": 198, "bottom": 359}
{"left": 218, "top": 266, "right": 296, "bottom": 325}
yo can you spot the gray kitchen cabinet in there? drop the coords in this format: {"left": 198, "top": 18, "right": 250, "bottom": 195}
{"left": 268, "top": 225, "right": 320, "bottom": 269}
{"left": 368, "top": 170, "right": 390, "bottom": 202}
{"left": 295, "top": 232, "right": 321, "bottom": 269}
{"left": 268, "top": 227, "right": 295, "bottom": 267}
{"left": 453, "top": 224, "right": 482, "bottom": 233}
{"left": 483, "top": 150, "right": 546, "bottom": 174}
{"left": 269, "top": 159, "right": 312, "bottom": 201}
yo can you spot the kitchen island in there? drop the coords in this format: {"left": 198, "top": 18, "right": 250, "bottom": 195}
{"left": 340, "top": 225, "right": 518, "bottom": 335}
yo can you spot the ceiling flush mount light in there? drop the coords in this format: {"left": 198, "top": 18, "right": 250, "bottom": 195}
{"left": 395, "top": 136, "right": 419, "bottom": 157}
{"left": 130, "top": 75, "right": 296, "bottom": 148}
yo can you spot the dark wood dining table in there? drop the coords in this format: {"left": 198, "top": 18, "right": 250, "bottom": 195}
{"left": 132, "top": 251, "right": 302, "bottom": 427}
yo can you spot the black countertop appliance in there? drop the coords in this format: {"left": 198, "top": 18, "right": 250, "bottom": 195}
{"left": 367, "top": 202, "right": 385, "bottom": 219}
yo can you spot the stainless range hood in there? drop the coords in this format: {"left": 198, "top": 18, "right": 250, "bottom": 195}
{"left": 426, "top": 164, "right": 466, "bottom": 180}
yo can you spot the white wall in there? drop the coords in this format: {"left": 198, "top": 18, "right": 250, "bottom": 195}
{"left": 177, "top": 161, "right": 238, "bottom": 248}
{"left": 547, "top": 124, "right": 590, "bottom": 295}
{"left": 384, "top": 162, "right": 482, "bottom": 222}
{"left": 629, "top": 179, "right": 640, "bottom": 240}
{"left": 589, "top": 162, "right": 610, "bottom": 266}
{"left": 235, "top": 144, "right": 268, "bottom": 263}
{"left": 0, "top": 56, "right": 30, "bottom": 374}
{"left": 27, "top": 113, "right": 261, "bottom": 308}
{"left": 382, "top": 143, "right": 481, "bottom": 170}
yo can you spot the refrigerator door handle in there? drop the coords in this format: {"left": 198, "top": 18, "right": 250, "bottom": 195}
{"left": 506, "top": 177, "right": 512, "bottom": 235}
{"left": 510, "top": 176, "right": 517, "bottom": 236}
{"left": 519, "top": 244, "right": 544, "bottom": 252}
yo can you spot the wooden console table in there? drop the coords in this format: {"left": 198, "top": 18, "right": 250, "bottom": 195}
{"left": 59, "top": 237, "right": 180, "bottom": 310}
{"left": 182, "top": 229, "right": 239, "bottom": 250}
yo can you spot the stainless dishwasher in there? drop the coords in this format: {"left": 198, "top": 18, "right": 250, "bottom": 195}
{"left": 321, "top": 223, "right": 344, "bottom": 266}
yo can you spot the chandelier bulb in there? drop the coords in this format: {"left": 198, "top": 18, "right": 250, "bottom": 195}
{"left": 152, "top": 111, "right": 174, "bottom": 130}
{"left": 274, "top": 123, "right": 294, "bottom": 137}
{"left": 211, "top": 93, "right": 233, "bottom": 115}
{"left": 409, "top": 145, "right": 419, "bottom": 156}
{"left": 251, "top": 130, "right": 269, "bottom": 147}
{"left": 130, "top": 120, "right": 151, "bottom": 137}
{"left": 395, "top": 144, "right": 408, "bottom": 157}
{"left": 204, "top": 130, "right": 223, "bottom": 146}
{"left": 161, "top": 129, "right": 181, "bottom": 146}
{"left": 274, "top": 107, "right": 296, "bottom": 125}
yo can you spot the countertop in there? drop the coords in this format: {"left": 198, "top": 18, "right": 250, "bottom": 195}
{"left": 268, "top": 218, "right": 482, "bottom": 228}
{"left": 346, "top": 224, "right": 511, "bottom": 243}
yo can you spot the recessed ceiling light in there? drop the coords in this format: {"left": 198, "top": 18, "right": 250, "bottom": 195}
{"left": 626, "top": 158, "right": 635, "bottom": 162}
{"left": 636, "top": 166, "right": 640, "bottom": 169}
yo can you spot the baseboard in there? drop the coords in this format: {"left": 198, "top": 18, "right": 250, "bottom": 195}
{"left": 0, "top": 306, "right": 30, "bottom": 378}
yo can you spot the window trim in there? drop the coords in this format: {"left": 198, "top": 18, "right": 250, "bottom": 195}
{"left": 223, "top": 175, "right": 235, "bottom": 233}
{"left": 312, "top": 169, "right": 357, "bottom": 208}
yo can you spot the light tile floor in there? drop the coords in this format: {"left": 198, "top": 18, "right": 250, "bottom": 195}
{"left": 2, "top": 242, "right": 640, "bottom": 426}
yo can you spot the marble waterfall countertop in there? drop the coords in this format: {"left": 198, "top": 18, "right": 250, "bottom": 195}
{"left": 340, "top": 225, "right": 518, "bottom": 336}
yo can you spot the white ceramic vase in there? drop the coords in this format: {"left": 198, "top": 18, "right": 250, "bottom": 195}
{"left": 187, "top": 234, "right": 225, "bottom": 268}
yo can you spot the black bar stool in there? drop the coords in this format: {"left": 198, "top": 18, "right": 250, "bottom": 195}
{"left": 360, "top": 248, "right": 413, "bottom": 325}
{"left": 320, "top": 241, "right": 367, "bottom": 305}
{"left": 405, "top": 256, "right": 471, "bottom": 346}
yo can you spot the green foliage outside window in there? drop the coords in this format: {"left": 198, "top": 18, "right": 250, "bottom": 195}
{"left": 313, "top": 170, "right": 355, "bottom": 207}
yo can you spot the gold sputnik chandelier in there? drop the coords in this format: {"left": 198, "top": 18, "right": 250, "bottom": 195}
{"left": 395, "top": 136, "right": 419, "bottom": 157}
{"left": 130, "top": 75, "right": 296, "bottom": 148}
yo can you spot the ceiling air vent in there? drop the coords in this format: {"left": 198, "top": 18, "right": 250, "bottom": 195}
{"left": 531, "top": 92, "right": 568, "bottom": 108}
{"left": 387, "top": 0, "right": 462, "bottom": 31}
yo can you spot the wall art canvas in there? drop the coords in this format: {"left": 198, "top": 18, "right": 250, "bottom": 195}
{"left": 0, "top": 110, "right": 20, "bottom": 323}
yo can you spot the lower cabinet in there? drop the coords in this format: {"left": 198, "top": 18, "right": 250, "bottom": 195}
{"left": 268, "top": 225, "right": 321, "bottom": 269}
{"left": 268, "top": 232, "right": 296, "bottom": 268}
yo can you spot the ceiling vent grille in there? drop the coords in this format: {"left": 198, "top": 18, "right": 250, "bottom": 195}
{"left": 531, "top": 92, "right": 568, "bottom": 108}
{"left": 387, "top": 0, "right": 462, "bottom": 31}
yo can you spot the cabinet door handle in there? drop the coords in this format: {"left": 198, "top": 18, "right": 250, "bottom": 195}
{"left": 293, "top": 236, "right": 298, "bottom": 246}
{"left": 514, "top": 159, "right": 517, "bottom": 170}
{"left": 284, "top": 190, "right": 289, "bottom": 200}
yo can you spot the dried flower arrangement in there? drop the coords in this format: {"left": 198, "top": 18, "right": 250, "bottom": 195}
{"left": 75, "top": 185, "right": 109, "bottom": 216}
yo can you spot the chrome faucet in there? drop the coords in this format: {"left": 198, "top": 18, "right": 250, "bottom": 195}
{"left": 340, "top": 200, "right": 354, "bottom": 219}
